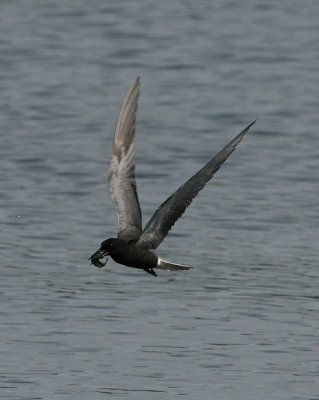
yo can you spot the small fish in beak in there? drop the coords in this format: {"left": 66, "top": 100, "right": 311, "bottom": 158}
{"left": 89, "top": 249, "right": 109, "bottom": 268}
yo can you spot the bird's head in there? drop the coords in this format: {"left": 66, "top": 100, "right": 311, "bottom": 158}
{"left": 89, "top": 238, "right": 120, "bottom": 268}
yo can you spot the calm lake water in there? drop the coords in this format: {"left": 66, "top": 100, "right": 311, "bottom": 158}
{"left": 1, "top": 1, "right": 319, "bottom": 399}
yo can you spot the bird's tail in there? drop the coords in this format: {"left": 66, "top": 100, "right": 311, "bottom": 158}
{"left": 156, "top": 257, "right": 192, "bottom": 271}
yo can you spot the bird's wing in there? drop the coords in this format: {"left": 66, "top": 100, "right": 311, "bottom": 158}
{"left": 137, "top": 120, "right": 256, "bottom": 249}
{"left": 108, "top": 77, "right": 142, "bottom": 242}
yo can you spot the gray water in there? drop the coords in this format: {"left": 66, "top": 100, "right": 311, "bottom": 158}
{"left": 1, "top": 1, "right": 319, "bottom": 399}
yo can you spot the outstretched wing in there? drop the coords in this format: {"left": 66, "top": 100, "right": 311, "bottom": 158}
{"left": 108, "top": 77, "right": 142, "bottom": 242}
{"left": 137, "top": 120, "right": 256, "bottom": 249}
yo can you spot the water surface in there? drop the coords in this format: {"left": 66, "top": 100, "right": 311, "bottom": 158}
{"left": 1, "top": 1, "right": 318, "bottom": 399}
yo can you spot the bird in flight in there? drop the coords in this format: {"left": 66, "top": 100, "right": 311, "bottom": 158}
{"left": 90, "top": 77, "right": 255, "bottom": 276}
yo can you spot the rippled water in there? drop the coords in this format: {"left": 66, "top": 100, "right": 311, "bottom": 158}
{"left": 1, "top": 1, "right": 319, "bottom": 399}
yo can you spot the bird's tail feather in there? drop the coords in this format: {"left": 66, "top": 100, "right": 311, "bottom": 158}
{"left": 156, "top": 257, "right": 192, "bottom": 271}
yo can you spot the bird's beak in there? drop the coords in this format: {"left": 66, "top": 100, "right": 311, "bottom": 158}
{"left": 89, "top": 249, "right": 109, "bottom": 268}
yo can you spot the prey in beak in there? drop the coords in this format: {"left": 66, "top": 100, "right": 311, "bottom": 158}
{"left": 89, "top": 249, "right": 109, "bottom": 268}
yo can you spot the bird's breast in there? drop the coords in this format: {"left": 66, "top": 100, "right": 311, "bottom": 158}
{"left": 112, "top": 246, "right": 158, "bottom": 269}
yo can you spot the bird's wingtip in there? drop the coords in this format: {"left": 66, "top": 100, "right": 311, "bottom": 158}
{"left": 248, "top": 119, "right": 257, "bottom": 129}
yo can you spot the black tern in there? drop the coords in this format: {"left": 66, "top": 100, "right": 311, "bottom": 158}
{"left": 90, "top": 77, "right": 255, "bottom": 276}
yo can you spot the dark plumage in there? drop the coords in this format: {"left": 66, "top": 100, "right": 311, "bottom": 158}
{"left": 90, "top": 77, "right": 255, "bottom": 276}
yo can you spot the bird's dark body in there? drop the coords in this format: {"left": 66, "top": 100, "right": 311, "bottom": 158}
{"left": 106, "top": 239, "right": 158, "bottom": 270}
{"left": 89, "top": 77, "right": 255, "bottom": 276}
{"left": 90, "top": 238, "right": 159, "bottom": 275}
